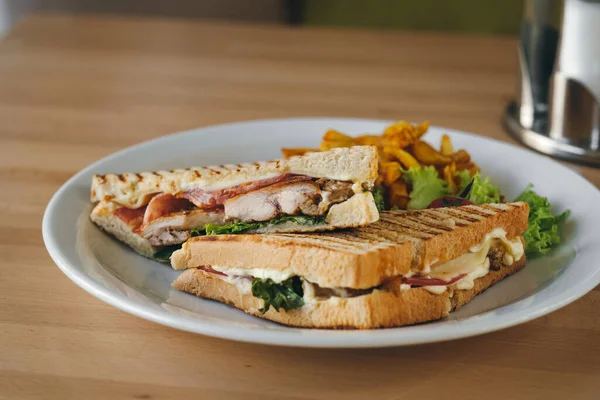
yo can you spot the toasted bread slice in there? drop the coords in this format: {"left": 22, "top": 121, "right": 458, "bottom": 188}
{"left": 171, "top": 202, "right": 529, "bottom": 289}
{"left": 91, "top": 146, "right": 378, "bottom": 209}
{"left": 172, "top": 254, "right": 526, "bottom": 329}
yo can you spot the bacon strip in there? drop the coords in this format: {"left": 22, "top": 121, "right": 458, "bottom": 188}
{"left": 142, "top": 193, "right": 194, "bottom": 225}
{"left": 197, "top": 266, "right": 255, "bottom": 281}
{"left": 403, "top": 273, "right": 467, "bottom": 287}
{"left": 114, "top": 206, "right": 147, "bottom": 233}
{"left": 198, "top": 265, "right": 228, "bottom": 277}
{"left": 180, "top": 174, "right": 312, "bottom": 209}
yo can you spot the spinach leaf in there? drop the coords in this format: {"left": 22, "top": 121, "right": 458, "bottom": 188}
{"left": 251, "top": 277, "right": 304, "bottom": 313}
{"left": 152, "top": 245, "right": 182, "bottom": 263}
{"left": 204, "top": 214, "right": 325, "bottom": 235}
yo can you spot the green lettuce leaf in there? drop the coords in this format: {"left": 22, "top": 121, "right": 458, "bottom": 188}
{"left": 456, "top": 172, "right": 501, "bottom": 204}
{"left": 203, "top": 214, "right": 326, "bottom": 235}
{"left": 372, "top": 185, "right": 386, "bottom": 212}
{"left": 251, "top": 276, "right": 304, "bottom": 312}
{"left": 403, "top": 166, "right": 449, "bottom": 209}
{"left": 514, "top": 184, "right": 570, "bottom": 255}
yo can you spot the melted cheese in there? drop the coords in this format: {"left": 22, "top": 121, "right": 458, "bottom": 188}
{"left": 422, "top": 228, "right": 524, "bottom": 294}
{"left": 351, "top": 182, "right": 364, "bottom": 194}
{"left": 210, "top": 265, "right": 294, "bottom": 283}
{"left": 220, "top": 275, "right": 252, "bottom": 294}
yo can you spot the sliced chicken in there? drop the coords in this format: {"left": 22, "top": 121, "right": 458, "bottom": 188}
{"left": 180, "top": 174, "right": 311, "bottom": 209}
{"left": 141, "top": 209, "right": 225, "bottom": 246}
{"left": 224, "top": 181, "right": 323, "bottom": 222}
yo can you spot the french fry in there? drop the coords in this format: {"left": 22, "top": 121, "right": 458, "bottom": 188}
{"left": 322, "top": 129, "right": 354, "bottom": 142}
{"left": 412, "top": 140, "right": 453, "bottom": 166}
{"left": 388, "top": 180, "right": 410, "bottom": 209}
{"left": 415, "top": 121, "right": 430, "bottom": 139}
{"left": 380, "top": 161, "right": 402, "bottom": 185}
{"left": 443, "top": 162, "right": 458, "bottom": 194}
{"left": 382, "top": 121, "right": 427, "bottom": 148}
{"left": 384, "top": 147, "right": 420, "bottom": 169}
{"left": 281, "top": 148, "right": 318, "bottom": 158}
{"left": 354, "top": 135, "right": 381, "bottom": 146}
{"left": 440, "top": 134, "right": 453, "bottom": 155}
{"left": 377, "top": 148, "right": 391, "bottom": 163}
{"left": 451, "top": 149, "right": 471, "bottom": 164}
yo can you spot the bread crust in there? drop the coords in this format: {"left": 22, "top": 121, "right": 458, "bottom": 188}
{"left": 89, "top": 202, "right": 158, "bottom": 258}
{"left": 172, "top": 202, "right": 529, "bottom": 289}
{"left": 172, "top": 255, "right": 526, "bottom": 329}
{"left": 91, "top": 146, "right": 378, "bottom": 208}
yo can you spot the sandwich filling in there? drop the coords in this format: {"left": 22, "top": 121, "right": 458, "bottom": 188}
{"left": 402, "top": 228, "right": 524, "bottom": 294}
{"left": 187, "top": 229, "right": 524, "bottom": 312}
{"left": 108, "top": 174, "right": 368, "bottom": 247}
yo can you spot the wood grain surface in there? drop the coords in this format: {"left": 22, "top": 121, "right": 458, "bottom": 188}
{"left": 1, "top": 14, "right": 599, "bottom": 400}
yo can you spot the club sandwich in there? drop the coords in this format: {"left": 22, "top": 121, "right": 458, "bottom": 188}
{"left": 90, "top": 146, "right": 380, "bottom": 261}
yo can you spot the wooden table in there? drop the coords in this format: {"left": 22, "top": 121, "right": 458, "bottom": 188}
{"left": 1, "top": 14, "right": 599, "bottom": 399}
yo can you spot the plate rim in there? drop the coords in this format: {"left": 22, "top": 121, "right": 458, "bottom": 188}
{"left": 42, "top": 117, "right": 600, "bottom": 348}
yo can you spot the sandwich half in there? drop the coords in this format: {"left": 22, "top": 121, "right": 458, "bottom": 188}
{"left": 90, "top": 146, "right": 380, "bottom": 261}
{"left": 171, "top": 202, "right": 529, "bottom": 329}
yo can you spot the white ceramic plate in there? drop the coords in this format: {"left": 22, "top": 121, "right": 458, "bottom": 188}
{"left": 43, "top": 118, "right": 600, "bottom": 348}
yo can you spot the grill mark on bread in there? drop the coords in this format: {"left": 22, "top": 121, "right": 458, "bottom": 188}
{"left": 359, "top": 223, "right": 432, "bottom": 246}
{"left": 413, "top": 211, "right": 463, "bottom": 227}
{"left": 481, "top": 204, "right": 509, "bottom": 213}
{"left": 462, "top": 209, "right": 494, "bottom": 218}
{"left": 323, "top": 231, "right": 395, "bottom": 250}
{"left": 135, "top": 173, "right": 143, "bottom": 180}
{"left": 117, "top": 174, "right": 127, "bottom": 182}
{"left": 388, "top": 217, "right": 449, "bottom": 234}
{"left": 273, "top": 232, "right": 394, "bottom": 253}
{"left": 278, "top": 238, "right": 369, "bottom": 253}
{"left": 202, "top": 235, "right": 220, "bottom": 241}
{"left": 364, "top": 220, "right": 429, "bottom": 238}
{"left": 376, "top": 217, "right": 439, "bottom": 237}
{"left": 370, "top": 220, "right": 434, "bottom": 239}
{"left": 403, "top": 215, "right": 454, "bottom": 232}
{"left": 486, "top": 203, "right": 511, "bottom": 211}
{"left": 465, "top": 205, "right": 497, "bottom": 216}
{"left": 438, "top": 209, "right": 481, "bottom": 223}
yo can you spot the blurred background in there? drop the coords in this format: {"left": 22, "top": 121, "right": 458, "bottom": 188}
{"left": 0, "top": 0, "right": 524, "bottom": 36}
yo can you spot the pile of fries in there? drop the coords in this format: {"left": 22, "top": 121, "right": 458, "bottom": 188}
{"left": 281, "top": 121, "right": 480, "bottom": 209}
